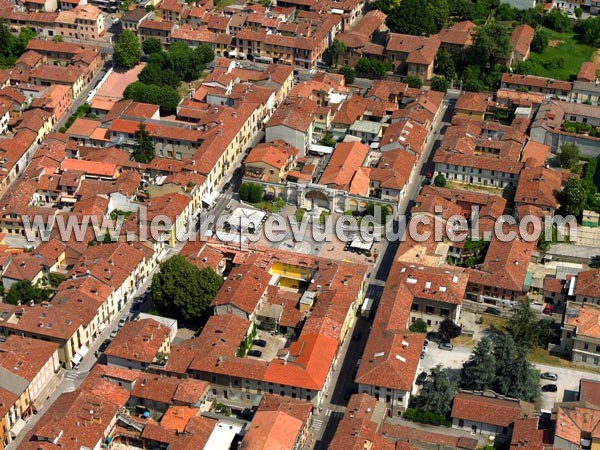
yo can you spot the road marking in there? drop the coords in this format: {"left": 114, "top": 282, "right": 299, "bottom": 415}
{"left": 311, "top": 419, "right": 323, "bottom": 430}
{"left": 325, "top": 409, "right": 331, "bottom": 416}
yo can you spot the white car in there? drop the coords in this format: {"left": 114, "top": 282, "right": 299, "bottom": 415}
{"left": 110, "top": 328, "right": 119, "bottom": 338}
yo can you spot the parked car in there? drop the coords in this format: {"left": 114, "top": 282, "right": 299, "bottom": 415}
{"left": 426, "top": 332, "right": 442, "bottom": 342}
{"left": 541, "top": 372, "right": 558, "bottom": 381}
{"left": 438, "top": 342, "right": 454, "bottom": 351}
{"left": 422, "top": 178, "right": 432, "bottom": 186}
{"left": 118, "top": 317, "right": 127, "bottom": 327}
{"left": 253, "top": 339, "right": 267, "bottom": 348}
{"left": 543, "top": 304, "right": 554, "bottom": 315}
{"left": 247, "top": 350, "right": 262, "bottom": 358}
{"left": 422, "top": 345, "right": 428, "bottom": 353}
{"left": 110, "top": 328, "right": 119, "bottom": 338}
{"left": 223, "top": 181, "right": 231, "bottom": 191}
{"left": 420, "top": 351, "right": 426, "bottom": 359}
{"left": 423, "top": 339, "right": 429, "bottom": 347}
{"left": 98, "top": 339, "right": 111, "bottom": 353}
{"left": 416, "top": 372, "right": 428, "bottom": 385}
{"left": 484, "top": 307, "right": 501, "bottom": 316}
{"left": 542, "top": 384, "right": 558, "bottom": 392}
{"left": 426, "top": 171, "right": 434, "bottom": 179}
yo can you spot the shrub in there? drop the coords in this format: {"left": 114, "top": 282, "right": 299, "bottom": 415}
{"left": 404, "top": 408, "right": 450, "bottom": 426}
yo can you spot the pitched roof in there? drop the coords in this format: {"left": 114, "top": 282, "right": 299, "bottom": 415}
{"left": 245, "top": 140, "right": 298, "bottom": 170}
{"left": 451, "top": 393, "right": 527, "bottom": 427}
{"left": 577, "top": 62, "right": 598, "bottom": 82}
{"left": 575, "top": 270, "right": 600, "bottom": 298}
{"left": 510, "top": 24, "right": 535, "bottom": 58}
{"left": 565, "top": 303, "right": 600, "bottom": 339}
{"left": 104, "top": 318, "right": 170, "bottom": 364}
{"left": 554, "top": 402, "right": 600, "bottom": 445}
{"left": 514, "top": 166, "right": 561, "bottom": 208}
{"left": 0, "top": 335, "right": 58, "bottom": 383}
{"left": 319, "top": 141, "right": 369, "bottom": 192}
{"left": 456, "top": 92, "right": 489, "bottom": 113}
{"left": 243, "top": 410, "right": 304, "bottom": 449}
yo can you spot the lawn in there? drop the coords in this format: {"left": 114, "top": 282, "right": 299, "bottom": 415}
{"left": 215, "top": 0, "right": 234, "bottom": 8}
{"left": 527, "top": 347, "right": 600, "bottom": 374}
{"left": 526, "top": 28, "right": 595, "bottom": 81}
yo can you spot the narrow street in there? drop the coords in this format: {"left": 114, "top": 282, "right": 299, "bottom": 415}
{"left": 309, "top": 94, "right": 456, "bottom": 449}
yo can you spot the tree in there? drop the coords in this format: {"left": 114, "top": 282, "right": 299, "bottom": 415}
{"left": 430, "top": 76, "right": 448, "bottom": 93}
{"left": 142, "top": 37, "right": 162, "bottom": 55}
{"left": 114, "top": 29, "right": 142, "bottom": 69}
{"left": 52, "top": 35, "right": 64, "bottom": 43}
{"left": 152, "top": 255, "right": 223, "bottom": 320}
{"left": 249, "top": 183, "right": 263, "bottom": 203}
{"left": 123, "top": 81, "right": 181, "bottom": 115}
{"left": 339, "top": 65, "right": 355, "bottom": 84}
{"left": 409, "top": 318, "right": 428, "bottom": 333}
{"left": 132, "top": 122, "right": 154, "bottom": 163}
{"left": 460, "top": 338, "right": 496, "bottom": 391}
{"left": 505, "top": 298, "right": 543, "bottom": 351}
{"left": 6, "top": 280, "right": 51, "bottom": 305}
{"left": 531, "top": 29, "right": 549, "bottom": 53}
{"left": 558, "top": 143, "right": 580, "bottom": 169}
{"left": 239, "top": 182, "right": 250, "bottom": 201}
{"left": 330, "top": 39, "right": 346, "bottom": 66}
{"left": 435, "top": 47, "right": 456, "bottom": 80}
{"left": 0, "top": 22, "right": 15, "bottom": 57}
{"left": 581, "top": 17, "right": 600, "bottom": 47}
{"left": 434, "top": 173, "right": 447, "bottom": 187}
{"left": 543, "top": 8, "right": 572, "bottom": 33}
{"left": 370, "top": 0, "right": 397, "bottom": 14}
{"left": 415, "top": 365, "right": 456, "bottom": 415}
{"left": 196, "top": 44, "right": 215, "bottom": 65}
{"left": 462, "top": 65, "right": 486, "bottom": 92}
{"left": 386, "top": 0, "right": 439, "bottom": 35}
{"left": 366, "top": 203, "right": 391, "bottom": 222}
{"left": 405, "top": 75, "right": 423, "bottom": 89}
{"left": 439, "top": 318, "right": 461, "bottom": 341}
{"left": 492, "top": 334, "right": 539, "bottom": 402}
{"left": 575, "top": 7, "right": 582, "bottom": 18}
{"left": 560, "top": 177, "right": 587, "bottom": 217}
{"left": 356, "top": 58, "right": 389, "bottom": 78}
{"left": 469, "top": 23, "right": 512, "bottom": 71}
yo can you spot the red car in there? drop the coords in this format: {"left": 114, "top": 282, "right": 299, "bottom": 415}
{"left": 543, "top": 304, "right": 553, "bottom": 315}
{"left": 426, "top": 171, "right": 434, "bottom": 179}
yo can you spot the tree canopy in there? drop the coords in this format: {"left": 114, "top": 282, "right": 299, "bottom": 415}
{"left": 123, "top": 81, "right": 181, "bottom": 115}
{"left": 385, "top": 0, "right": 444, "bottom": 36}
{"left": 330, "top": 39, "right": 346, "bottom": 66}
{"left": 114, "top": 30, "right": 142, "bottom": 69}
{"left": 558, "top": 143, "right": 580, "bottom": 170}
{"left": 6, "top": 280, "right": 52, "bottom": 305}
{"left": 132, "top": 122, "right": 155, "bottom": 163}
{"left": 151, "top": 255, "right": 223, "bottom": 320}
{"left": 469, "top": 23, "right": 512, "bottom": 71}
{"left": 505, "top": 298, "right": 556, "bottom": 351}
{"left": 460, "top": 337, "right": 496, "bottom": 391}
{"left": 415, "top": 365, "right": 456, "bottom": 415}
{"left": 560, "top": 177, "right": 587, "bottom": 217}
{"left": 339, "top": 65, "right": 355, "bottom": 84}
{"left": 409, "top": 318, "right": 428, "bottom": 333}
{"left": 142, "top": 37, "right": 163, "bottom": 55}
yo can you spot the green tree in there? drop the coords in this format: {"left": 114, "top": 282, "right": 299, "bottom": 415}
{"left": 52, "top": 35, "right": 64, "bottom": 43}
{"left": 330, "top": 39, "right": 346, "bottom": 66}
{"left": 435, "top": 47, "right": 456, "bottom": 80}
{"left": 560, "top": 177, "right": 587, "bottom": 217}
{"left": 543, "top": 8, "right": 572, "bottom": 33}
{"left": 531, "top": 29, "right": 549, "bottom": 53}
{"left": 6, "top": 280, "right": 51, "bottom": 305}
{"left": 581, "top": 17, "right": 600, "bottom": 47}
{"left": 505, "top": 298, "right": 542, "bottom": 351}
{"left": 319, "top": 133, "right": 337, "bottom": 147}
{"left": 356, "top": 58, "right": 389, "bottom": 78}
{"left": 0, "top": 22, "right": 15, "bottom": 57}
{"left": 386, "top": 0, "right": 438, "bottom": 35}
{"left": 152, "top": 255, "right": 223, "bottom": 320}
{"left": 405, "top": 75, "right": 423, "bottom": 88}
{"left": 339, "top": 65, "right": 355, "bottom": 84}
{"left": 430, "top": 76, "right": 448, "bottom": 92}
{"left": 409, "top": 318, "right": 428, "bottom": 333}
{"left": 366, "top": 203, "right": 391, "bottom": 222}
{"left": 196, "top": 44, "right": 215, "bottom": 65}
{"left": 114, "top": 29, "right": 142, "bottom": 69}
{"left": 142, "top": 37, "right": 162, "bottom": 55}
{"left": 558, "top": 143, "right": 580, "bottom": 169}
{"left": 462, "top": 65, "right": 486, "bottom": 92}
{"left": 460, "top": 337, "right": 496, "bottom": 391}
{"left": 415, "top": 365, "right": 456, "bottom": 415}
{"left": 575, "top": 7, "right": 582, "bottom": 18}
{"left": 249, "top": 183, "right": 263, "bottom": 203}
{"left": 370, "top": 0, "right": 397, "bottom": 14}
{"left": 123, "top": 81, "right": 181, "bottom": 114}
{"left": 132, "top": 122, "right": 154, "bottom": 163}
{"left": 439, "top": 318, "right": 461, "bottom": 341}
{"left": 12, "top": 27, "right": 36, "bottom": 55}
{"left": 434, "top": 173, "right": 447, "bottom": 187}
{"left": 469, "top": 23, "right": 512, "bottom": 71}
{"left": 239, "top": 182, "right": 250, "bottom": 201}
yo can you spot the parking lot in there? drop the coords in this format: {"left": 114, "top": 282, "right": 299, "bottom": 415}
{"left": 420, "top": 342, "right": 471, "bottom": 381}
{"left": 246, "top": 330, "right": 287, "bottom": 362}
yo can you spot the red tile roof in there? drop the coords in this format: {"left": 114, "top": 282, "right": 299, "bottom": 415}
{"left": 575, "top": 270, "right": 600, "bottom": 298}
{"left": 452, "top": 393, "right": 527, "bottom": 427}
{"left": 319, "top": 141, "right": 369, "bottom": 192}
{"left": 510, "top": 24, "right": 535, "bottom": 58}
{"left": 577, "top": 62, "right": 598, "bottom": 82}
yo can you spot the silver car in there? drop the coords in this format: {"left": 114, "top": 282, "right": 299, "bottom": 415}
{"left": 438, "top": 342, "right": 454, "bottom": 351}
{"left": 541, "top": 372, "right": 558, "bottom": 381}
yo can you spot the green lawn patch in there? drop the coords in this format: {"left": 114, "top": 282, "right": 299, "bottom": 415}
{"left": 215, "top": 0, "right": 233, "bottom": 8}
{"left": 526, "top": 29, "right": 595, "bottom": 81}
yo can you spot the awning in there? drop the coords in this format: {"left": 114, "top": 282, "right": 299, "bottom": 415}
{"left": 10, "top": 418, "right": 26, "bottom": 438}
{"left": 351, "top": 238, "right": 373, "bottom": 250}
{"left": 71, "top": 352, "right": 82, "bottom": 366}
{"left": 77, "top": 345, "right": 89, "bottom": 358}
{"left": 71, "top": 345, "right": 89, "bottom": 366}
{"left": 99, "top": 322, "right": 107, "bottom": 332}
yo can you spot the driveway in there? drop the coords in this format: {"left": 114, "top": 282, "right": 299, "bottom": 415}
{"left": 537, "top": 364, "right": 600, "bottom": 410}
{"left": 420, "top": 343, "right": 471, "bottom": 381}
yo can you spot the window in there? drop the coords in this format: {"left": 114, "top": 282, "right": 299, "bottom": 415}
{"left": 425, "top": 306, "right": 434, "bottom": 314}
{"left": 458, "top": 419, "right": 464, "bottom": 427}
{"left": 583, "top": 355, "right": 588, "bottom": 363}
{"left": 411, "top": 303, "right": 418, "bottom": 311}
{"left": 595, "top": 357, "right": 599, "bottom": 365}
{"left": 585, "top": 343, "right": 589, "bottom": 350}
{"left": 441, "top": 308, "right": 450, "bottom": 317}
{"left": 471, "top": 425, "right": 477, "bottom": 433}
{"left": 502, "top": 427, "right": 508, "bottom": 435}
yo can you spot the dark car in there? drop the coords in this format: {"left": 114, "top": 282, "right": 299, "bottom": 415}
{"left": 542, "top": 384, "right": 558, "bottom": 392}
{"left": 247, "top": 350, "right": 263, "bottom": 358}
{"left": 422, "top": 178, "right": 432, "bottom": 186}
{"left": 98, "top": 339, "right": 111, "bottom": 353}
{"left": 426, "top": 171, "right": 434, "bottom": 179}
{"left": 253, "top": 339, "right": 267, "bottom": 348}
{"left": 130, "top": 303, "right": 140, "bottom": 313}
{"left": 420, "top": 351, "right": 426, "bottom": 359}
{"left": 223, "top": 181, "right": 231, "bottom": 191}
{"left": 416, "top": 372, "right": 428, "bottom": 385}
{"left": 484, "top": 307, "right": 502, "bottom": 316}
